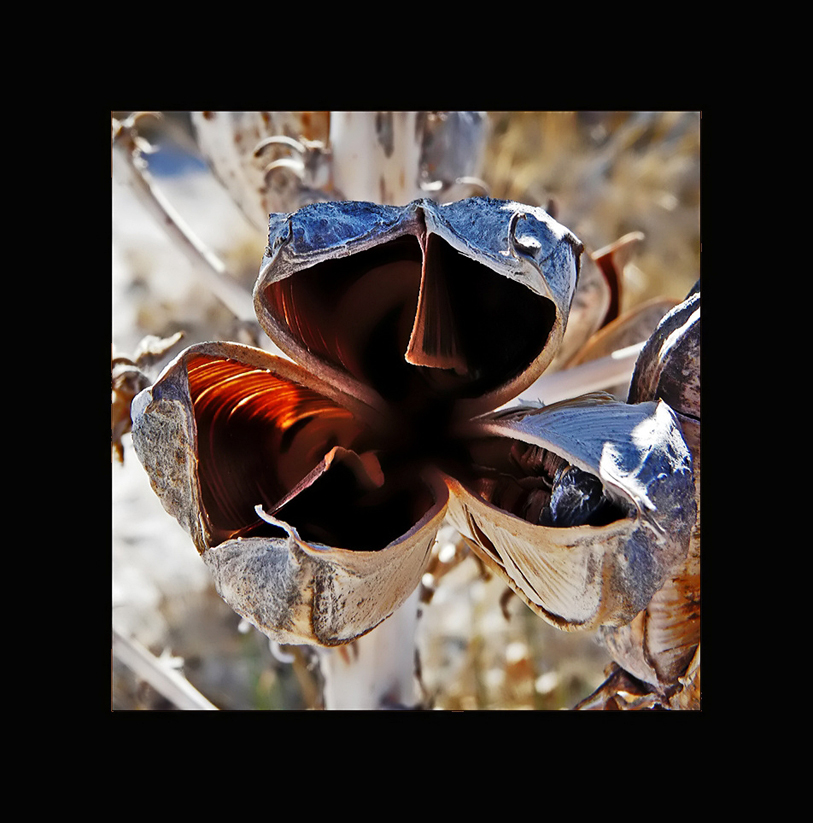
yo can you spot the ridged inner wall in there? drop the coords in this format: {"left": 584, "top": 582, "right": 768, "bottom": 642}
{"left": 186, "top": 353, "right": 436, "bottom": 550}
{"left": 187, "top": 353, "right": 362, "bottom": 542}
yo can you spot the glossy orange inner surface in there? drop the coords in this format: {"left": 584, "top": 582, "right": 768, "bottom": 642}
{"left": 187, "top": 354, "right": 360, "bottom": 541}
{"left": 186, "top": 353, "right": 437, "bottom": 550}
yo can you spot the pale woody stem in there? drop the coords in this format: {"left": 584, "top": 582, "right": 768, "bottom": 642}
{"left": 519, "top": 343, "right": 645, "bottom": 406}
{"left": 113, "top": 628, "right": 218, "bottom": 710}
{"left": 316, "top": 113, "right": 429, "bottom": 709}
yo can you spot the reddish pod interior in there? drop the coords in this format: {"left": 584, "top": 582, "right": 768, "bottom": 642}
{"left": 260, "top": 232, "right": 557, "bottom": 408}
{"left": 186, "top": 352, "right": 438, "bottom": 551}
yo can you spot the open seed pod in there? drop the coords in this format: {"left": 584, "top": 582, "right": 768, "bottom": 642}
{"left": 254, "top": 198, "right": 581, "bottom": 420}
{"left": 131, "top": 197, "right": 695, "bottom": 648}
{"left": 131, "top": 341, "right": 448, "bottom": 645}
{"left": 445, "top": 393, "right": 695, "bottom": 632}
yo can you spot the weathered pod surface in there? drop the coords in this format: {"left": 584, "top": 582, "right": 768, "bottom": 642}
{"left": 202, "top": 503, "right": 446, "bottom": 647}
{"left": 579, "top": 283, "right": 701, "bottom": 708}
{"left": 548, "top": 231, "right": 639, "bottom": 372}
{"left": 254, "top": 198, "right": 583, "bottom": 419}
{"left": 130, "top": 340, "right": 448, "bottom": 645}
{"left": 445, "top": 394, "right": 696, "bottom": 632}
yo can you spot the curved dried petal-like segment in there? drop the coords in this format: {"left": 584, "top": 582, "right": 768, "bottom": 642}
{"left": 550, "top": 232, "right": 651, "bottom": 373}
{"left": 473, "top": 395, "right": 694, "bottom": 524}
{"left": 254, "top": 197, "right": 583, "bottom": 419}
{"left": 600, "top": 539, "right": 700, "bottom": 689}
{"left": 628, "top": 283, "right": 700, "bottom": 418}
{"left": 131, "top": 339, "right": 449, "bottom": 646}
{"left": 575, "top": 649, "right": 699, "bottom": 710}
{"left": 591, "top": 231, "right": 646, "bottom": 324}
{"left": 131, "top": 341, "right": 393, "bottom": 553}
{"left": 445, "top": 395, "right": 695, "bottom": 631}
{"left": 551, "top": 297, "right": 678, "bottom": 401}
{"left": 445, "top": 476, "right": 643, "bottom": 631}
{"left": 202, "top": 484, "right": 448, "bottom": 646}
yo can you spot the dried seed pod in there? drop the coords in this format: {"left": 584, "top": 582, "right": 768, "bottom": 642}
{"left": 131, "top": 340, "right": 448, "bottom": 645}
{"left": 254, "top": 198, "right": 583, "bottom": 419}
{"left": 202, "top": 502, "right": 446, "bottom": 646}
{"left": 131, "top": 196, "right": 694, "bottom": 653}
{"left": 446, "top": 394, "right": 696, "bottom": 632}
{"left": 111, "top": 333, "right": 184, "bottom": 463}
{"left": 112, "top": 357, "right": 151, "bottom": 463}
